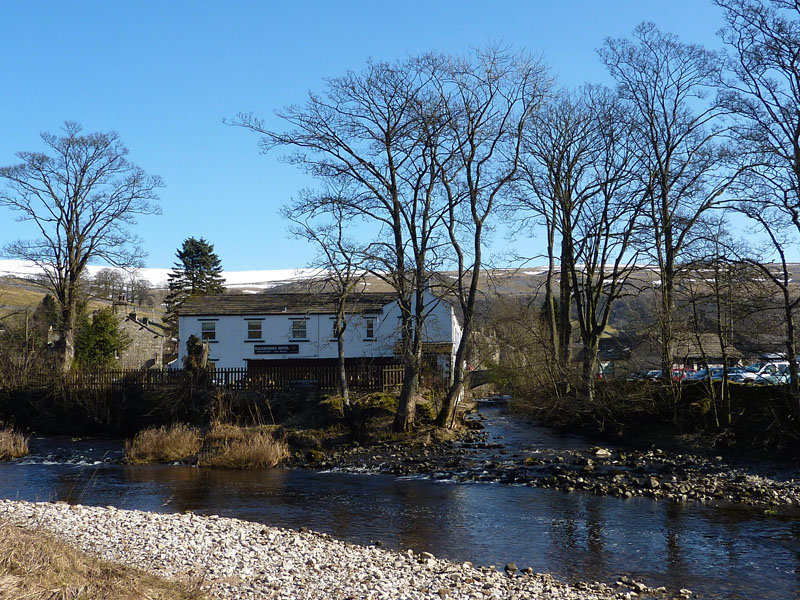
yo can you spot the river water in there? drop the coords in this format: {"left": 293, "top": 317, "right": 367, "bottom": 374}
{"left": 1, "top": 401, "right": 798, "bottom": 599}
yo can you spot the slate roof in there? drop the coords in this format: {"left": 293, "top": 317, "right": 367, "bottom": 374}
{"left": 176, "top": 292, "right": 399, "bottom": 317}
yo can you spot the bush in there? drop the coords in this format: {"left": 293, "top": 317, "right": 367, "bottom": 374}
{"left": 0, "top": 429, "right": 28, "bottom": 461}
{"left": 124, "top": 424, "right": 202, "bottom": 464}
{"left": 199, "top": 428, "right": 289, "bottom": 469}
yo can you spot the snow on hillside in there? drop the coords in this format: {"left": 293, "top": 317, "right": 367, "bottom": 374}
{"left": 0, "top": 260, "right": 319, "bottom": 289}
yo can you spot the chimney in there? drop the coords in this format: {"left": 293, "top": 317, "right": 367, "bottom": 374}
{"left": 112, "top": 293, "right": 127, "bottom": 315}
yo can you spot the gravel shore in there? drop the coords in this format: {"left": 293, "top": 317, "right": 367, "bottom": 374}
{"left": 0, "top": 499, "right": 677, "bottom": 600}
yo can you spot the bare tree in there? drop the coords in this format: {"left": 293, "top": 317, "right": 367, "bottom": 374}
{"left": 738, "top": 203, "right": 800, "bottom": 402}
{"left": 677, "top": 220, "right": 753, "bottom": 425}
{"left": 515, "top": 87, "right": 641, "bottom": 401}
{"left": 0, "top": 122, "right": 162, "bottom": 373}
{"left": 599, "top": 23, "right": 734, "bottom": 383}
{"left": 235, "top": 56, "right": 451, "bottom": 431}
{"left": 283, "top": 191, "right": 366, "bottom": 407}
{"left": 517, "top": 89, "right": 596, "bottom": 386}
{"left": 717, "top": 0, "right": 800, "bottom": 401}
{"left": 568, "top": 90, "right": 643, "bottom": 401}
{"left": 91, "top": 267, "right": 125, "bottom": 300}
{"left": 434, "top": 48, "right": 550, "bottom": 427}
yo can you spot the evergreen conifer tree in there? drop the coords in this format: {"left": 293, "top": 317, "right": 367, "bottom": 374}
{"left": 75, "top": 309, "right": 130, "bottom": 369}
{"left": 164, "top": 237, "right": 225, "bottom": 333}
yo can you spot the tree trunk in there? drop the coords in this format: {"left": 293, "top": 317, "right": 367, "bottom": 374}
{"left": 59, "top": 303, "right": 76, "bottom": 374}
{"left": 660, "top": 265, "right": 674, "bottom": 382}
{"left": 784, "top": 299, "right": 799, "bottom": 416}
{"left": 393, "top": 295, "right": 420, "bottom": 433}
{"left": 558, "top": 235, "right": 572, "bottom": 376}
{"left": 337, "top": 335, "right": 349, "bottom": 407}
{"left": 436, "top": 318, "right": 472, "bottom": 428}
{"left": 581, "top": 338, "right": 599, "bottom": 403}
{"left": 393, "top": 362, "right": 419, "bottom": 432}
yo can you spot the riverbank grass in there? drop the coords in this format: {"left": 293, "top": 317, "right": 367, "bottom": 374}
{"left": 199, "top": 423, "right": 289, "bottom": 468}
{"left": 0, "top": 520, "right": 206, "bottom": 599}
{"left": 124, "top": 423, "right": 202, "bottom": 464}
{"left": 0, "top": 428, "right": 28, "bottom": 461}
{"left": 124, "top": 423, "right": 289, "bottom": 468}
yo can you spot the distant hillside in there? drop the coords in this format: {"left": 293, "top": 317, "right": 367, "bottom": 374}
{"left": 0, "top": 260, "right": 320, "bottom": 292}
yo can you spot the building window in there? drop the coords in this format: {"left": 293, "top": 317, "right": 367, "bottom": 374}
{"left": 247, "top": 320, "right": 262, "bottom": 340}
{"left": 291, "top": 319, "right": 307, "bottom": 340}
{"left": 201, "top": 321, "right": 216, "bottom": 341}
{"left": 365, "top": 317, "right": 375, "bottom": 339}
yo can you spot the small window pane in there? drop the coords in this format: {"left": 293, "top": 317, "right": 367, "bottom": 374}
{"left": 247, "top": 321, "right": 262, "bottom": 340}
{"left": 201, "top": 321, "right": 215, "bottom": 341}
{"left": 291, "top": 320, "right": 307, "bottom": 340}
{"left": 365, "top": 318, "right": 375, "bottom": 339}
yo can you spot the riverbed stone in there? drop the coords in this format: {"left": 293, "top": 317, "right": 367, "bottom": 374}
{"left": 0, "top": 499, "right": 630, "bottom": 600}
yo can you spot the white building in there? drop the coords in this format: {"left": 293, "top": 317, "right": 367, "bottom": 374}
{"left": 176, "top": 291, "right": 462, "bottom": 378}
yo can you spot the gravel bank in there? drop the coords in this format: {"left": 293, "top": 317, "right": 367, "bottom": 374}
{"left": 0, "top": 499, "right": 676, "bottom": 600}
{"left": 289, "top": 415, "right": 800, "bottom": 510}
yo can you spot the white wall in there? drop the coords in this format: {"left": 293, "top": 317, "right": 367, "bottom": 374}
{"left": 177, "top": 292, "right": 461, "bottom": 369}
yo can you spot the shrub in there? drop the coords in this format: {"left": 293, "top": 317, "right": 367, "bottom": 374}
{"left": 200, "top": 429, "right": 289, "bottom": 469}
{"left": 124, "top": 423, "right": 202, "bottom": 464}
{"left": 0, "top": 428, "right": 28, "bottom": 461}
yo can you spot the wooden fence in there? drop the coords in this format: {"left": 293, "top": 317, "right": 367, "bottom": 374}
{"left": 15, "top": 363, "right": 408, "bottom": 394}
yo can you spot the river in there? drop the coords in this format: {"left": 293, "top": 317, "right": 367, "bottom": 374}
{"left": 1, "top": 401, "right": 798, "bottom": 599}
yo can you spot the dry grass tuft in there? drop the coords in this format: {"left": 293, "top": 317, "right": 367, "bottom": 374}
{"left": 124, "top": 424, "right": 202, "bottom": 464}
{"left": 0, "top": 428, "right": 28, "bottom": 461}
{"left": 0, "top": 520, "right": 206, "bottom": 599}
{"left": 200, "top": 426, "right": 289, "bottom": 469}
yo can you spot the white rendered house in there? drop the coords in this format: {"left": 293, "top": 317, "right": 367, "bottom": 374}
{"left": 176, "top": 291, "right": 462, "bottom": 378}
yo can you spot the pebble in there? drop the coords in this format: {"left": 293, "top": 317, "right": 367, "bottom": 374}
{"left": 0, "top": 499, "right": 625, "bottom": 600}
{"left": 293, "top": 430, "right": 800, "bottom": 509}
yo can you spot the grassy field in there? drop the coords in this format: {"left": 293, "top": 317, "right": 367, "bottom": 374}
{"left": 0, "top": 277, "right": 48, "bottom": 314}
{"left": 0, "top": 276, "right": 167, "bottom": 319}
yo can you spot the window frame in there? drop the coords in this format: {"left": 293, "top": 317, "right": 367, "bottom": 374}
{"left": 246, "top": 320, "right": 263, "bottom": 340}
{"left": 200, "top": 321, "right": 216, "bottom": 341}
{"left": 364, "top": 317, "right": 375, "bottom": 340}
{"left": 290, "top": 318, "right": 308, "bottom": 341}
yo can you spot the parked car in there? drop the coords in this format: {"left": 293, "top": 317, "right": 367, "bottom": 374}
{"left": 629, "top": 369, "right": 695, "bottom": 381}
{"left": 752, "top": 365, "right": 790, "bottom": 385}
{"left": 733, "top": 361, "right": 789, "bottom": 383}
{"left": 688, "top": 367, "right": 744, "bottom": 382}
{"left": 625, "top": 370, "right": 652, "bottom": 381}
{"left": 672, "top": 368, "right": 696, "bottom": 380}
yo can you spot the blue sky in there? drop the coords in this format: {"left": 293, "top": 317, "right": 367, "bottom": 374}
{"left": 0, "top": 1, "right": 729, "bottom": 271}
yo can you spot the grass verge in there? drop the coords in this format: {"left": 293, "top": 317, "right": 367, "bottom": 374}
{"left": 124, "top": 424, "right": 202, "bottom": 464}
{"left": 0, "top": 520, "right": 206, "bottom": 600}
{"left": 0, "top": 428, "right": 28, "bottom": 461}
